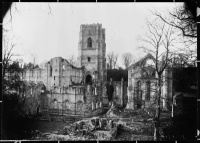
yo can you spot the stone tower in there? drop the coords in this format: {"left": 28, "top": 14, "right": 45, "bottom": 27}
{"left": 78, "top": 23, "right": 106, "bottom": 84}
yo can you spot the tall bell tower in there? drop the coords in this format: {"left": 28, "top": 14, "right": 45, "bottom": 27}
{"left": 78, "top": 23, "right": 106, "bottom": 83}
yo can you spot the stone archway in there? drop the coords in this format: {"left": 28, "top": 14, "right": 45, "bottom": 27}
{"left": 85, "top": 74, "right": 92, "bottom": 84}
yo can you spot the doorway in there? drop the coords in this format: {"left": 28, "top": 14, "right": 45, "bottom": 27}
{"left": 85, "top": 75, "right": 92, "bottom": 84}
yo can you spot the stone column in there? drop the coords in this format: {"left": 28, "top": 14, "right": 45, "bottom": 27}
{"left": 126, "top": 81, "right": 137, "bottom": 109}
{"left": 142, "top": 83, "right": 145, "bottom": 100}
{"left": 96, "top": 101, "right": 99, "bottom": 109}
{"left": 94, "top": 87, "right": 97, "bottom": 95}
{"left": 92, "top": 101, "right": 95, "bottom": 110}
{"left": 99, "top": 101, "right": 102, "bottom": 108}
{"left": 126, "top": 87, "right": 134, "bottom": 109}
{"left": 121, "top": 78, "right": 124, "bottom": 107}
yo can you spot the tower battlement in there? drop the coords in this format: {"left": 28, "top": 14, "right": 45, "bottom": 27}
{"left": 80, "top": 23, "right": 102, "bottom": 29}
{"left": 78, "top": 23, "right": 106, "bottom": 83}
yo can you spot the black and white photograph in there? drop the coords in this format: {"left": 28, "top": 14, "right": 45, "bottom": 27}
{"left": 2, "top": 2, "right": 197, "bottom": 141}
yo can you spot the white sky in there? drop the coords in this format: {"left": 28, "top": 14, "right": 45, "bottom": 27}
{"left": 3, "top": 2, "right": 181, "bottom": 68}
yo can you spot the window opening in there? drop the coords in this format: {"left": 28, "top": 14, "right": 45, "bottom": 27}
{"left": 50, "top": 65, "right": 52, "bottom": 76}
{"left": 87, "top": 37, "right": 92, "bottom": 48}
{"left": 88, "top": 57, "right": 91, "bottom": 62}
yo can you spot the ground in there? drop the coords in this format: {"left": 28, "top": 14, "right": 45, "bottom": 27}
{"left": 23, "top": 106, "right": 172, "bottom": 141}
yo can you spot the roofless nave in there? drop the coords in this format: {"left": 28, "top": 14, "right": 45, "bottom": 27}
{"left": 22, "top": 23, "right": 172, "bottom": 117}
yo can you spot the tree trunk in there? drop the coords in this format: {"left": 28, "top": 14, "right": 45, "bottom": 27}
{"left": 154, "top": 78, "right": 161, "bottom": 141}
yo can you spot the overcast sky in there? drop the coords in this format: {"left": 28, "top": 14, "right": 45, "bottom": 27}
{"left": 3, "top": 2, "right": 181, "bottom": 68}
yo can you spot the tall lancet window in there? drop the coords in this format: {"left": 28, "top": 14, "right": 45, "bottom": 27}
{"left": 87, "top": 37, "right": 92, "bottom": 48}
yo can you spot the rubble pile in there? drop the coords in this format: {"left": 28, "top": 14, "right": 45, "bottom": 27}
{"left": 34, "top": 114, "right": 153, "bottom": 140}
{"left": 31, "top": 105, "right": 171, "bottom": 141}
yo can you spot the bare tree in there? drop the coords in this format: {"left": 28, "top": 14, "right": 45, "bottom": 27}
{"left": 153, "top": 2, "right": 197, "bottom": 67}
{"left": 155, "top": 3, "right": 196, "bottom": 39}
{"left": 121, "top": 52, "right": 133, "bottom": 69}
{"left": 107, "top": 51, "right": 118, "bottom": 69}
{"left": 140, "top": 15, "right": 177, "bottom": 140}
{"left": 3, "top": 33, "right": 18, "bottom": 78}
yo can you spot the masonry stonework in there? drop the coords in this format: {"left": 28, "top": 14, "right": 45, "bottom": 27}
{"left": 78, "top": 23, "right": 106, "bottom": 83}
{"left": 22, "top": 24, "right": 107, "bottom": 117}
{"left": 126, "top": 54, "right": 173, "bottom": 110}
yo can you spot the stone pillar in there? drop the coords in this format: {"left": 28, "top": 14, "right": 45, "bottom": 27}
{"left": 142, "top": 83, "right": 145, "bottom": 100}
{"left": 126, "top": 87, "right": 134, "bottom": 109}
{"left": 95, "top": 87, "right": 97, "bottom": 95}
{"left": 134, "top": 81, "right": 138, "bottom": 109}
{"left": 126, "top": 80, "right": 137, "bottom": 109}
{"left": 96, "top": 101, "right": 99, "bottom": 109}
{"left": 99, "top": 101, "right": 102, "bottom": 108}
{"left": 121, "top": 78, "right": 124, "bottom": 107}
{"left": 92, "top": 101, "right": 95, "bottom": 110}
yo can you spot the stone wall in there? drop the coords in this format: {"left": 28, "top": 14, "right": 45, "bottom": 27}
{"left": 22, "top": 57, "right": 84, "bottom": 91}
{"left": 41, "top": 84, "right": 103, "bottom": 117}
{"left": 112, "top": 80, "right": 128, "bottom": 107}
{"left": 78, "top": 23, "right": 106, "bottom": 83}
{"left": 21, "top": 24, "right": 106, "bottom": 117}
{"left": 127, "top": 54, "right": 173, "bottom": 110}
{"left": 102, "top": 79, "right": 128, "bottom": 108}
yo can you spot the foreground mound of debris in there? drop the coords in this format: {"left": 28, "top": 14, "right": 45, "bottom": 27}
{"left": 33, "top": 104, "right": 158, "bottom": 140}
{"left": 34, "top": 115, "right": 153, "bottom": 141}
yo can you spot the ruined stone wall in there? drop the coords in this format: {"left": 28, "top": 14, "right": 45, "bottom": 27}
{"left": 112, "top": 81, "right": 128, "bottom": 107}
{"left": 113, "top": 82, "right": 122, "bottom": 106}
{"left": 21, "top": 24, "right": 106, "bottom": 117}
{"left": 46, "top": 84, "right": 103, "bottom": 116}
{"left": 23, "top": 57, "right": 84, "bottom": 91}
{"left": 78, "top": 23, "right": 106, "bottom": 83}
{"left": 127, "top": 55, "right": 173, "bottom": 110}
{"left": 128, "top": 76, "right": 171, "bottom": 109}
{"left": 102, "top": 80, "right": 128, "bottom": 107}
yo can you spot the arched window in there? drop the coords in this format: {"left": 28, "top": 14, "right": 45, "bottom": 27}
{"left": 50, "top": 65, "right": 52, "bottom": 76}
{"left": 137, "top": 81, "right": 141, "bottom": 100}
{"left": 85, "top": 74, "right": 92, "bottom": 84}
{"left": 87, "top": 57, "right": 91, "bottom": 62}
{"left": 62, "top": 65, "right": 65, "bottom": 70}
{"left": 54, "top": 100, "right": 58, "bottom": 109}
{"left": 146, "top": 81, "right": 151, "bottom": 101}
{"left": 87, "top": 37, "right": 92, "bottom": 48}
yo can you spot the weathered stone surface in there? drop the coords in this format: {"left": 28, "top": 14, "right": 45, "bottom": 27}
{"left": 22, "top": 24, "right": 106, "bottom": 118}
{"left": 128, "top": 54, "right": 173, "bottom": 110}
{"left": 32, "top": 108, "right": 172, "bottom": 141}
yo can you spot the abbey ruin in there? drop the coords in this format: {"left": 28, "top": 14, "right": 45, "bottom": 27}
{"left": 22, "top": 24, "right": 173, "bottom": 117}
{"left": 22, "top": 24, "right": 107, "bottom": 117}
{"left": 126, "top": 54, "right": 173, "bottom": 110}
